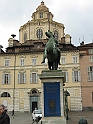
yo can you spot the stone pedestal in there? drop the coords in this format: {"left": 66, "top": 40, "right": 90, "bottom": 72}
{"left": 38, "top": 70, "right": 66, "bottom": 124}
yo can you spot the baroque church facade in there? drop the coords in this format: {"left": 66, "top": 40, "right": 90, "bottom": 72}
{"left": 0, "top": 2, "right": 82, "bottom": 112}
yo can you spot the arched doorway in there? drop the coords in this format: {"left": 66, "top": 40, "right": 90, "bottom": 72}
{"left": 28, "top": 88, "right": 41, "bottom": 113}
{"left": 1, "top": 92, "right": 11, "bottom": 111}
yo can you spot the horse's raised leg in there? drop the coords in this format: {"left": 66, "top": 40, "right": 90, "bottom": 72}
{"left": 41, "top": 48, "right": 47, "bottom": 63}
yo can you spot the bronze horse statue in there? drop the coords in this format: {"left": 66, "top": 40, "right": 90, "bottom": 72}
{"left": 41, "top": 30, "right": 61, "bottom": 70}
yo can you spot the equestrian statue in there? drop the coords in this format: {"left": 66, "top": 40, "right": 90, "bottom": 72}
{"left": 41, "top": 30, "right": 61, "bottom": 70}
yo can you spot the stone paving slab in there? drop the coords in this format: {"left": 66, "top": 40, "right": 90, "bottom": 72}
{"left": 8, "top": 111, "right": 93, "bottom": 124}
{"left": 8, "top": 112, "right": 32, "bottom": 124}
{"left": 67, "top": 111, "right": 93, "bottom": 124}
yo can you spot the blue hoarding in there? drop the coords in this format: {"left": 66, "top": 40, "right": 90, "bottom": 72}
{"left": 44, "top": 82, "right": 61, "bottom": 116}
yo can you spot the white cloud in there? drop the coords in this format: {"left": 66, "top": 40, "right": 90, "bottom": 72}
{"left": 0, "top": 0, "right": 93, "bottom": 49}
{"left": 23, "top": 15, "right": 26, "bottom": 20}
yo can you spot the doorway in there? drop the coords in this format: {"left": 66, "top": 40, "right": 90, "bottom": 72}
{"left": 32, "top": 102, "right": 37, "bottom": 112}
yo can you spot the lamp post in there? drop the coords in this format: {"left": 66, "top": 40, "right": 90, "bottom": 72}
{"left": 11, "top": 34, "right": 16, "bottom": 115}
{"left": 13, "top": 54, "right": 16, "bottom": 115}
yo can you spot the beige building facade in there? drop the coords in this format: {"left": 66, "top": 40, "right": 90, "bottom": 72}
{"left": 0, "top": 2, "right": 82, "bottom": 112}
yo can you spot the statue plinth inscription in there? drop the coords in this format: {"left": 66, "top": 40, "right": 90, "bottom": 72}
{"left": 44, "top": 82, "right": 61, "bottom": 116}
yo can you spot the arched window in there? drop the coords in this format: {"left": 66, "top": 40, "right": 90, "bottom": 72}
{"left": 32, "top": 90, "right": 37, "bottom": 94}
{"left": 36, "top": 29, "right": 43, "bottom": 39}
{"left": 54, "top": 30, "right": 58, "bottom": 40}
{"left": 47, "top": 13, "right": 50, "bottom": 20}
{"left": 39, "top": 12, "right": 43, "bottom": 18}
{"left": 1, "top": 92, "right": 11, "bottom": 97}
{"left": 24, "top": 33, "right": 27, "bottom": 42}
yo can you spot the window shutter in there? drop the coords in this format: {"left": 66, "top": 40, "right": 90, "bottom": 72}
{"left": 78, "top": 71, "right": 81, "bottom": 81}
{"left": 87, "top": 67, "right": 91, "bottom": 81}
{"left": 18, "top": 74, "right": 20, "bottom": 83}
{"left": 72, "top": 71, "right": 74, "bottom": 82}
{"left": 92, "top": 56, "right": 93, "bottom": 62}
{"left": 90, "top": 55, "right": 93, "bottom": 63}
{"left": 36, "top": 73, "right": 38, "bottom": 83}
{"left": 66, "top": 72, "right": 68, "bottom": 82}
{"left": 2, "top": 74, "right": 4, "bottom": 84}
{"left": 20, "top": 59, "right": 22, "bottom": 66}
{"left": 87, "top": 66, "right": 89, "bottom": 73}
{"left": 23, "top": 59, "right": 24, "bottom": 65}
{"left": 30, "top": 73, "right": 32, "bottom": 83}
{"left": 8, "top": 74, "right": 11, "bottom": 84}
{"left": 90, "top": 56, "right": 92, "bottom": 62}
{"left": 24, "top": 73, "right": 26, "bottom": 83}
{"left": 91, "top": 67, "right": 93, "bottom": 81}
{"left": 73, "top": 57, "right": 75, "bottom": 63}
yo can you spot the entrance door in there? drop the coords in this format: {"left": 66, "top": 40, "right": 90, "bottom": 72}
{"left": 32, "top": 102, "right": 37, "bottom": 112}
{"left": 30, "top": 96, "right": 38, "bottom": 113}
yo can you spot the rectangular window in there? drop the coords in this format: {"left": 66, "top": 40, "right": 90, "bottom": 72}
{"left": 73, "top": 56, "right": 78, "bottom": 63}
{"left": 20, "top": 58, "right": 24, "bottom": 66}
{"left": 92, "top": 92, "right": 93, "bottom": 103}
{"left": 40, "top": 12, "right": 43, "bottom": 18}
{"left": 72, "top": 71, "right": 81, "bottom": 82}
{"left": 18, "top": 73, "right": 26, "bottom": 84}
{"left": 61, "top": 57, "right": 66, "bottom": 64}
{"left": 62, "top": 71, "right": 68, "bottom": 82}
{"left": 2, "top": 74, "right": 11, "bottom": 84}
{"left": 30, "top": 72, "right": 38, "bottom": 83}
{"left": 88, "top": 66, "right": 93, "bottom": 81}
{"left": 32, "top": 58, "right": 36, "bottom": 65}
{"left": 5, "top": 60, "right": 9, "bottom": 66}
{"left": 88, "top": 49, "right": 93, "bottom": 54}
{"left": 90, "top": 55, "right": 93, "bottom": 62}
{"left": 47, "top": 13, "right": 50, "bottom": 20}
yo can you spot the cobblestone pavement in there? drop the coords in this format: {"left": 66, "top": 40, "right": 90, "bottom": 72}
{"left": 8, "top": 112, "right": 32, "bottom": 124}
{"left": 67, "top": 111, "right": 93, "bottom": 124}
{"left": 8, "top": 111, "right": 93, "bottom": 124}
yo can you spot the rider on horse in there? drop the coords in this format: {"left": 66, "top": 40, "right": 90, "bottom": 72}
{"left": 41, "top": 30, "right": 61, "bottom": 70}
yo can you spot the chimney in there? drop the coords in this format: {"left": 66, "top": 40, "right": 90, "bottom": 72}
{"left": 8, "top": 38, "right": 14, "bottom": 47}
{"left": 8, "top": 34, "right": 16, "bottom": 47}
{"left": 65, "top": 34, "right": 71, "bottom": 44}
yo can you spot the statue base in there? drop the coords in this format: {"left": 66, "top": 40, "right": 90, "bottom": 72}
{"left": 40, "top": 117, "right": 67, "bottom": 124}
{"left": 38, "top": 70, "right": 66, "bottom": 124}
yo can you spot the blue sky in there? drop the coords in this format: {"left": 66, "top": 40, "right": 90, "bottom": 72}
{"left": 0, "top": 0, "right": 93, "bottom": 50}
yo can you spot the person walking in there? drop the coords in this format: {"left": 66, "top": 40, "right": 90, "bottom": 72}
{"left": 0, "top": 104, "right": 10, "bottom": 124}
{"left": 11, "top": 109, "right": 15, "bottom": 118}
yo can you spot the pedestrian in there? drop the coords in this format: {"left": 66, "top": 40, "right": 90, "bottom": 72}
{"left": 12, "top": 109, "right": 15, "bottom": 116}
{"left": 0, "top": 104, "right": 10, "bottom": 124}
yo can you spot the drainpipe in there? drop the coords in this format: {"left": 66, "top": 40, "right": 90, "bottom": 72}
{"left": 13, "top": 54, "right": 16, "bottom": 112}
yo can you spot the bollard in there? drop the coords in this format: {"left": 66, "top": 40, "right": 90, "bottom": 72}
{"left": 78, "top": 118, "right": 88, "bottom": 124}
